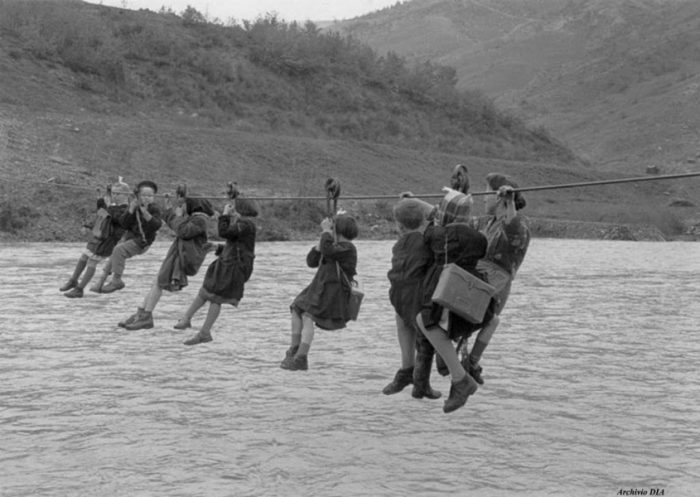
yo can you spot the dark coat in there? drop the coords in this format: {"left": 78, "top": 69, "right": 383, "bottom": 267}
{"left": 201, "top": 214, "right": 256, "bottom": 304}
{"left": 387, "top": 231, "right": 432, "bottom": 328}
{"left": 120, "top": 203, "right": 162, "bottom": 249}
{"left": 156, "top": 209, "right": 210, "bottom": 291}
{"left": 292, "top": 232, "right": 358, "bottom": 330}
{"left": 420, "top": 223, "right": 495, "bottom": 340}
{"left": 85, "top": 200, "right": 129, "bottom": 257}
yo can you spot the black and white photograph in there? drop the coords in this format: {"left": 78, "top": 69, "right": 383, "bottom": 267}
{"left": 1, "top": 1, "right": 698, "bottom": 496}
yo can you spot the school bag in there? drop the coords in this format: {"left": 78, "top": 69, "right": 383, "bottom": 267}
{"left": 92, "top": 207, "right": 112, "bottom": 240}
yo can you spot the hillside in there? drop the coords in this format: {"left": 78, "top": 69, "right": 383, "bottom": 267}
{"left": 332, "top": 0, "right": 700, "bottom": 174}
{"left": 0, "top": 0, "right": 697, "bottom": 241}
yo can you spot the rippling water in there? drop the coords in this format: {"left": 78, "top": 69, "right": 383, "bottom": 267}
{"left": 1, "top": 239, "right": 699, "bottom": 497}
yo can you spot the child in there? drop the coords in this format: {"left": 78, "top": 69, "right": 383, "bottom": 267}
{"left": 280, "top": 214, "right": 359, "bottom": 371}
{"left": 461, "top": 173, "right": 530, "bottom": 384}
{"left": 94, "top": 180, "right": 162, "bottom": 294}
{"left": 383, "top": 197, "right": 441, "bottom": 399}
{"left": 416, "top": 189, "right": 495, "bottom": 413}
{"left": 60, "top": 179, "right": 131, "bottom": 298}
{"left": 179, "top": 197, "right": 258, "bottom": 346}
{"left": 118, "top": 196, "right": 215, "bottom": 330}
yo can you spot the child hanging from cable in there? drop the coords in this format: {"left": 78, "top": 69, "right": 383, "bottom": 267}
{"left": 280, "top": 213, "right": 359, "bottom": 371}
{"left": 93, "top": 180, "right": 162, "bottom": 294}
{"left": 382, "top": 197, "right": 442, "bottom": 400}
{"left": 118, "top": 185, "right": 215, "bottom": 330}
{"left": 60, "top": 178, "right": 131, "bottom": 298}
{"left": 178, "top": 190, "right": 258, "bottom": 346}
{"left": 459, "top": 173, "right": 530, "bottom": 385}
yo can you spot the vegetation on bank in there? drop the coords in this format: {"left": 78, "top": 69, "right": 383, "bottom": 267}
{"left": 0, "top": 1, "right": 694, "bottom": 241}
{"left": 0, "top": 0, "right": 574, "bottom": 162}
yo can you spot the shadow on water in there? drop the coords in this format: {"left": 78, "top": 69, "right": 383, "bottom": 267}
{"left": 1, "top": 239, "right": 699, "bottom": 496}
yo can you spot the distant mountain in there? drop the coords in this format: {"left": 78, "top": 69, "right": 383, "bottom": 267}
{"left": 332, "top": 0, "right": 700, "bottom": 173}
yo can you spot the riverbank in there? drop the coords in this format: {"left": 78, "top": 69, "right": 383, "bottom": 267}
{"left": 1, "top": 213, "right": 693, "bottom": 243}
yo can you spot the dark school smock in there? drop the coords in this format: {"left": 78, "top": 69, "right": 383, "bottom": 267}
{"left": 291, "top": 232, "right": 358, "bottom": 331}
{"left": 85, "top": 200, "right": 129, "bottom": 257}
{"left": 387, "top": 231, "right": 433, "bottom": 328}
{"left": 156, "top": 208, "right": 210, "bottom": 292}
{"left": 119, "top": 204, "right": 163, "bottom": 249}
{"left": 199, "top": 214, "right": 256, "bottom": 306}
{"left": 419, "top": 222, "right": 496, "bottom": 341}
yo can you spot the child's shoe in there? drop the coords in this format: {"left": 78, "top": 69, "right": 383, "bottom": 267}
{"left": 118, "top": 308, "right": 143, "bottom": 328}
{"left": 59, "top": 279, "right": 77, "bottom": 292}
{"left": 101, "top": 279, "right": 125, "bottom": 294}
{"left": 125, "top": 311, "right": 153, "bottom": 331}
{"left": 279, "top": 346, "right": 299, "bottom": 369}
{"left": 289, "top": 354, "right": 308, "bottom": 371}
{"left": 443, "top": 374, "right": 478, "bottom": 414}
{"left": 64, "top": 287, "right": 84, "bottom": 298}
{"left": 173, "top": 319, "right": 192, "bottom": 330}
{"left": 183, "top": 332, "right": 213, "bottom": 346}
{"left": 382, "top": 366, "right": 414, "bottom": 395}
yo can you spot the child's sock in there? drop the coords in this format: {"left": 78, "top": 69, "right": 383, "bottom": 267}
{"left": 61, "top": 255, "right": 88, "bottom": 290}
{"left": 296, "top": 342, "right": 310, "bottom": 357}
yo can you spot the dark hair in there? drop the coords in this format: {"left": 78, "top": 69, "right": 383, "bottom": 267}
{"left": 486, "top": 173, "right": 526, "bottom": 210}
{"left": 334, "top": 214, "right": 358, "bottom": 240}
{"left": 234, "top": 197, "right": 258, "bottom": 217}
{"left": 137, "top": 180, "right": 158, "bottom": 194}
{"left": 186, "top": 197, "right": 214, "bottom": 216}
{"left": 450, "top": 164, "right": 470, "bottom": 194}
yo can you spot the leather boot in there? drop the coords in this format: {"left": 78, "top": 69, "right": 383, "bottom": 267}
{"left": 64, "top": 287, "right": 84, "bottom": 298}
{"left": 412, "top": 352, "right": 441, "bottom": 399}
{"left": 382, "top": 366, "right": 414, "bottom": 395}
{"left": 59, "top": 278, "right": 78, "bottom": 292}
{"left": 119, "top": 307, "right": 144, "bottom": 328}
{"left": 443, "top": 374, "right": 478, "bottom": 414}
{"left": 280, "top": 346, "right": 299, "bottom": 369}
{"left": 183, "top": 331, "right": 213, "bottom": 345}
{"left": 101, "top": 275, "right": 125, "bottom": 294}
{"left": 125, "top": 310, "right": 154, "bottom": 330}
{"left": 90, "top": 272, "right": 109, "bottom": 293}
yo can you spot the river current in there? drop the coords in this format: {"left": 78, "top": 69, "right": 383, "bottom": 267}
{"left": 1, "top": 239, "right": 699, "bottom": 496}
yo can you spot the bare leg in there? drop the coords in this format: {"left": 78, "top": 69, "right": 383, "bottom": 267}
{"left": 181, "top": 294, "right": 206, "bottom": 323}
{"left": 290, "top": 310, "right": 303, "bottom": 347}
{"left": 297, "top": 313, "right": 315, "bottom": 357}
{"left": 143, "top": 281, "right": 163, "bottom": 313}
{"left": 199, "top": 303, "right": 221, "bottom": 338}
{"left": 417, "top": 313, "right": 478, "bottom": 413}
{"left": 416, "top": 314, "right": 465, "bottom": 381}
{"left": 183, "top": 301, "right": 219, "bottom": 346}
{"left": 382, "top": 314, "right": 417, "bottom": 395}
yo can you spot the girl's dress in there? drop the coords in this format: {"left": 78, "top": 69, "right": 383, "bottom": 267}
{"left": 198, "top": 214, "right": 256, "bottom": 305}
{"left": 291, "top": 232, "right": 357, "bottom": 330}
{"left": 419, "top": 222, "right": 495, "bottom": 341}
{"left": 156, "top": 199, "right": 212, "bottom": 291}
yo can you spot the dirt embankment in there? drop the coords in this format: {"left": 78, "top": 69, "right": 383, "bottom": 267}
{"left": 527, "top": 218, "right": 669, "bottom": 241}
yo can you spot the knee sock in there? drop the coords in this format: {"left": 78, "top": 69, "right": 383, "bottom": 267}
{"left": 77, "top": 264, "right": 96, "bottom": 289}
{"left": 70, "top": 255, "right": 88, "bottom": 281}
{"left": 297, "top": 342, "right": 311, "bottom": 356}
{"left": 199, "top": 303, "right": 221, "bottom": 337}
{"left": 469, "top": 339, "right": 488, "bottom": 365}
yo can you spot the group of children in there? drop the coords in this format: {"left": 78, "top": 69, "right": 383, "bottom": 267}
{"left": 59, "top": 166, "right": 529, "bottom": 414}
{"left": 382, "top": 165, "right": 530, "bottom": 413}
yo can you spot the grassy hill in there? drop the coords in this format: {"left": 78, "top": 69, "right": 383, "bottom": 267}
{"left": 332, "top": 0, "right": 700, "bottom": 174}
{"left": 0, "top": 0, "right": 697, "bottom": 241}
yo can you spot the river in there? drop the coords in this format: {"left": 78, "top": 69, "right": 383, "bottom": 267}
{"left": 1, "top": 239, "right": 698, "bottom": 496}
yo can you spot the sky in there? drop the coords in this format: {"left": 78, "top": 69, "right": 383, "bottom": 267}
{"left": 86, "top": 0, "right": 402, "bottom": 22}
